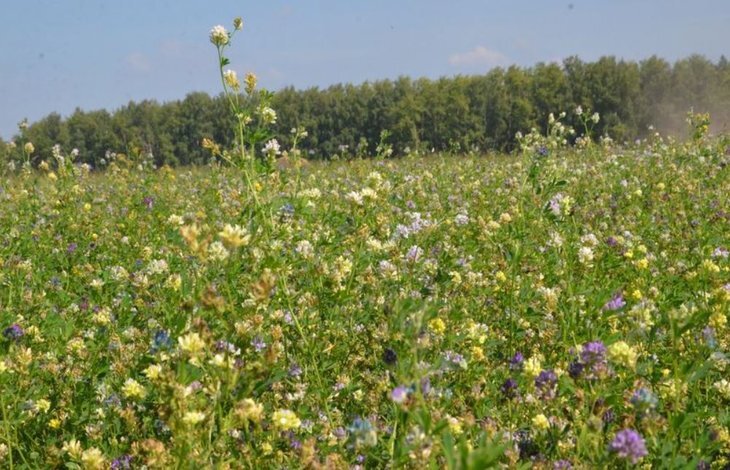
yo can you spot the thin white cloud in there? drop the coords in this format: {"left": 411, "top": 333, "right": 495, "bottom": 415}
{"left": 449, "top": 46, "right": 507, "bottom": 68}
{"left": 125, "top": 52, "right": 152, "bottom": 72}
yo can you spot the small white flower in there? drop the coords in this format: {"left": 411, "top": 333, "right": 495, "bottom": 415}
{"left": 263, "top": 139, "right": 281, "bottom": 157}
{"left": 209, "top": 25, "right": 229, "bottom": 46}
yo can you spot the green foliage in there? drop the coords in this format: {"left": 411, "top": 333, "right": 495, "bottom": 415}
{"left": 7, "top": 55, "right": 730, "bottom": 168}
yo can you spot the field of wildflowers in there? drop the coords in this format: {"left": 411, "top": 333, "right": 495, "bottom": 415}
{"left": 1, "top": 18, "right": 730, "bottom": 470}
{"left": 1, "top": 118, "right": 729, "bottom": 468}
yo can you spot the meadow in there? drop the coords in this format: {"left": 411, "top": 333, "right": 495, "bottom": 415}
{"left": 1, "top": 18, "right": 730, "bottom": 470}
{"left": 1, "top": 119, "right": 729, "bottom": 469}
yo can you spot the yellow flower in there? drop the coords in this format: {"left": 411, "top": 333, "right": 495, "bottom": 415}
{"left": 471, "top": 346, "right": 485, "bottom": 362}
{"left": 235, "top": 398, "right": 264, "bottom": 424}
{"left": 272, "top": 409, "right": 301, "bottom": 430}
{"left": 532, "top": 413, "right": 550, "bottom": 431}
{"left": 36, "top": 399, "right": 51, "bottom": 413}
{"left": 218, "top": 224, "right": 251, "bottom": 248}
{"left": 178, "top": 332, "right": 206, "bottom": 355}
{"left": 709, "top": 311, "right": 727, "bottom": 330}
{"left": 122, "top": 378, "right": 146, "bottom": 400}
{"left": 62, "top": 439, "right": 83, "bottom": 459}
{"left": 49, "top": 418, "right": 62, "bottom": 429}
{"left": 524, "top": 356, "right": 542, "bottom": 378}
{"left": 702, "top": 259, "right": 720, "bottom": 274}
{"left": 428, "top": 318, "right": 446, "bottom": 335}
{"left": 81, "top": 447, "right": 106, "bottom": 470}
{"left": 182, "top": 410, "right": 206, "bottom": 426}
{"left": 608, "top": 341, "right": 637, "bottom": 369}
{"left": 447, "top": 415, "right": 463, "bottom": 435}
{"left": 244, "top": 72, "right": 257, "bottom": 94}
{"left": 223, "top": 70, "right": 240, "bottom": 91}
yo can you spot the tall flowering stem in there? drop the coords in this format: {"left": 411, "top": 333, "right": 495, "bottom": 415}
{"left": 209, "top": 18, "right": 276, "bottom": 215}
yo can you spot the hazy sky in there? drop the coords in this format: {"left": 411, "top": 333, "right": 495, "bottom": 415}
{"left": 1, "top": 0, "right": 729, "bottom": 139}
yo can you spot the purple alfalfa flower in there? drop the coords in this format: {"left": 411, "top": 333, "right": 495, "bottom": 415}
{"left": 702, "top": 326, "right": 717, "bottom": 349}
{"left": 568, "top": 360, "right": 584, "bottom": 379}
{"left": 103, "top": 394, "right": 122, "bottom": 408}
{"left": 111, "top": 454, "right": 133, "bottom": 470}
{"left": 215, "top": 340, "right": 240, "bottom": 356}
{"left": 442, "top": 350, "right": 467, "bottom": 370}
{"left": 580, "top": 341, "right": 607, "bottom": 366}
{"left": 602, "top": 292, "right": 626, "bottom": 311}
{"left": 3, "top": 324, "right": 24, "bottom": 341}
{"left": 509, "top": 351, "right": 524, "bottom": 370}
{"left": 606, "top": 236, "right": 618, "bottom": 247}
{"left": 696, "top": 460, "right": 710, "bottom": 470}
{"left": 609, "top": 429, "right": 648, "bottom": 464}
{"left": 553, "top": 460, "right": 572, "bottom": 470}
{"left": 251, "top": 336, "right": 266, "bottom": 353}
{"left": 537, "top": 146, "right": 549, "bottom": 157}
{"left": 580, "top": 340, "right": 608, "bottom": 377}
{"left": 289, "top": 436, "right": 302, "bottom": 450}
{"left": 420, "top": 377, "right": 431, "bottom": 396}
{"left": 548, "top": 194, "right": 563, "bottom": 216}
{"left": 383, "top": 347, "right": 397, "bottom": 365}
{"left": 630, "top": 388, "right": 658, "bottom": 416}
{"left": 143, "top": 196, "right": 154, "bottom": 210}
{"left": 711, "top": 247, "right": 729, "bottom": 259}
{"left": 288, "top": 362, "right": 303, "bottom": 378}
{"left": 500, "top": 378, "right": 519, "bottom": 399}
{"left": 406, "top": 245, "right": 424, "bottom": 262}
{"left": 391, "top": 385, "right": 409, "bottom": 404}
{"left": 67, "top": 242, "right": 78, "bottom": 254}
{"left": 535, "top": 369, "right": 558, "bottom": 399}
{"left": 150, "top": 329, "right": 172, "bottom": 352}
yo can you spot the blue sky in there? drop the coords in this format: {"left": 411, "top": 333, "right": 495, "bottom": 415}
{"left": 1, "top": 0, "right": 729, "bottom": 139}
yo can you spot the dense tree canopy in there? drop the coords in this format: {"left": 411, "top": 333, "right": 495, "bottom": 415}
{"left": 6, "top": 54, "right": 730, "bottom": 167}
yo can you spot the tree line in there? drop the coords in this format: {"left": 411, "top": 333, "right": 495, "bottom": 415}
{"left": 4, "top": 54, "right": 730, "bottom": 167}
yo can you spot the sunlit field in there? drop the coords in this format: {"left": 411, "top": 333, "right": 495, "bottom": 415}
{"left": 1, "top": 123, "right": 729, "bottom": 468}
{"left": 1, "top": 15, "right": 729, "bottom": 470}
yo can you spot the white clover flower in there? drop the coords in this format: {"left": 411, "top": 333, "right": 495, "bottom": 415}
{"left": 714, "top": 379, "right": 730, "bottom": 400}
{"left": 263, "top": 139, "right": 281, "bottom": 157}
{"left": 345, "top": 191, "right": 363, "bottom": 206}
{"left": 207, "top": 241, "right": 230, "bottom": 261}
{"left": 578, "top": 246, "right": 594, "bottom": 265}
{"left": 575, "top": 105, "right": 583, "bottom": 116}
{"left": 454, "top": 213, "right": 470, "bottom": 226}
{"left": 260, "top": 106, "right": 277, "bottom": 124}
{"left": 295, "top": 240, "right": 314, "bottom": 258}
{"left": 591, "top": 112, "right": 600, "bottom": 124}
{"left": 209, "top": 25, "right": 229, "bottom": 46}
